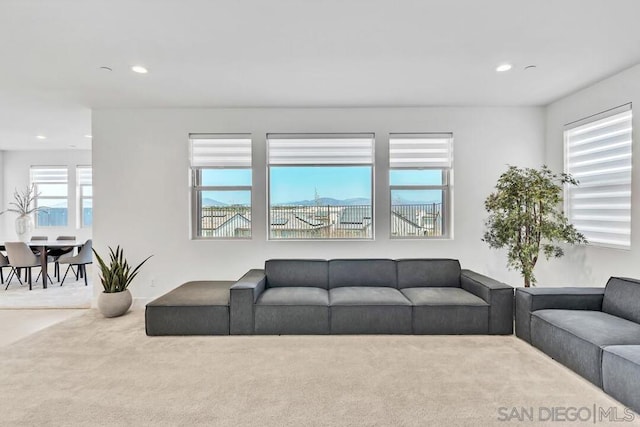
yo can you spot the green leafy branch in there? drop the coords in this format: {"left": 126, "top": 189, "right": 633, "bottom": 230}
{"left": 483, "top": 165, "right": 586, "bottom": 287}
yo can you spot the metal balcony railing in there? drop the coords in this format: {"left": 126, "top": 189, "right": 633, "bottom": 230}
{"left": 200, "top": 203, "right": 443, "bottom": 238}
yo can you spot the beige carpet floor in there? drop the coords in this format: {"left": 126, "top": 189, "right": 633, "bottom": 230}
{"left": 1, "top": 310, "right": 637, "bottom": 427}
{"left": 0, "top": 275, "right": 92, "bottom": 309}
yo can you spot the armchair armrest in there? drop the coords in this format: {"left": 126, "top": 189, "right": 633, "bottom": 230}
{"left": 230, "top": 269, "right": 266, "bottom": 335}
{"left": 461, "top": 270, "right": 514, "bottom": 335}
{"left": 515, "top": 287, "right": 605, "bottom": 343}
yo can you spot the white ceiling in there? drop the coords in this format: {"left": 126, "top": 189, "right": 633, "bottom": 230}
{"left": 1, "top": 0, "right": 640, "bottom": 150}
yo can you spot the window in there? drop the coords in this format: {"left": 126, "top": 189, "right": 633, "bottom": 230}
{"left": 564, "top": 104, "right": 632, "bottom": 249}
{"left": 30, "top": 166, "right": 69, "bottom": 227}
{"left": 389, "top": 133, "right": 453, "bottom": 238}
{"left": 190, "top": 134, "right": 252, "bottom": 238}
{"left": 267, "top": 133, "right": 374, "bottom": 240}
{"left": 77, "top": 166, "right": 93, "bottom": 227}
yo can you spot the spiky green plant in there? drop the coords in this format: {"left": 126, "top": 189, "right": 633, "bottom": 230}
{"left": 92, "top": 246, "right": 152, "bottom": 293}
{"left": 0, "top": 184, "right": 45, "bottom": 216}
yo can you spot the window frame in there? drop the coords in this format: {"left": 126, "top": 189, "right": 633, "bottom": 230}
{"left": 30, "top": 166, "right": 70, "bottom": 228}
{"left": 389, "top": 169, "right": 450, "bottom": 239}
{"left": 388, "top": 133, "right": 453, "bottom": 239}
{"left": 76, "top": 166, "right": 92, "bottom": 228}
{"left": 266, "top": 133, "right": 375, "bottom": 241}
{"left": 189, "top": 134, "right": 253, "bottom": 240}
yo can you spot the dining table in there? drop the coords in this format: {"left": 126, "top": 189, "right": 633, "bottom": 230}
{"left": 0, "top": 240, "right": 85, "bottom": 289}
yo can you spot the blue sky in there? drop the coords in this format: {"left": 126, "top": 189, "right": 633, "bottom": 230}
{"left": 201, "top": 167, "right": 442, "bottom": 205}
{"left": 270, "top": 166, "right": 371, "bottom": 204}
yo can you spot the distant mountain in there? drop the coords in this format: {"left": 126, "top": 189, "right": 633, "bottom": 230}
{"left": 391, "top": 196, "right": 441, "bottom": 205}
{"left": 202, "top": 198, "right": 227, "bottom": 207}
{"left": 204, "top": 196, "right": 441, "bottom": 207}
{"left": 278, "top": 197, "right": 371, "bottom": 206}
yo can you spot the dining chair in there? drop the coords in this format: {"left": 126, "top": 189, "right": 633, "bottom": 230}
{"left": 29, "top": 235, "right": 48, "bottom": 258}
{"left": 4, "top": 242, "right": 42, "bottom": 290}
{"left": 0, "top": 252, "right": 22, "bottom": 289}
{"left": 59, "top": 239, "right": 92, "bottom": 286}
{"left": 28, "top": 237, "right": 56, "bottom": 284}
{"left": 1, "top": 253, "right": 12, "bottom": 285}
{"left": 50, "top": 235, "right": 76, "bottom": 281}
{"left": 0, "top": 253, "right": 7, "bottom": 284}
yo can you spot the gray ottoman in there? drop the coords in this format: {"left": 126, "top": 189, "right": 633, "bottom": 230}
{"left": 602, "top": 345, "right": 640, "bottom": 414}
{"left": 145, "top": 281, "right": 233, "bottom": 336}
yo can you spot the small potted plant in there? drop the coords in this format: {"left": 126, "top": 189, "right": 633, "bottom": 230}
{"left": 0, "top": 185, "right": 45, "bottom": 242}
{"left": 93, "top": 246, "right": 152, "bottom": 317}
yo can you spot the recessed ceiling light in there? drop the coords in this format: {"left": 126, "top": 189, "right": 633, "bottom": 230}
{"left": 524, "top": 65, "right": 537, "bottom": 71}
{"left": 99, "top": 66, "right": 113, "bottom": 72}
{"left": 131, "top": 65, "right": 148, "bottom": 74}
{"left": 496, "top": 63, "right": 512, "bottom": 72}
{"left": 36, "top": 135, "right": 46, "bottom": 140}
{"left": 84, "top": 134, "right": 92, "bottom": 138}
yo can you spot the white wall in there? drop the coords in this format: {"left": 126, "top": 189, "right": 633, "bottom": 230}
{"left": 93, "top": 107, "right": 544, "bottom": 299}
{"left": 0, "top": 150, "right": 92, "bottom": 242}
{"left": 541, "top": 64, "right": 640, "bottom": 286}
{"left": 0, "top": 151, "right": 4, "bottom": 226}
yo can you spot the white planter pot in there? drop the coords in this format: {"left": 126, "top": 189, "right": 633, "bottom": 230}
{"left": 98, "top": 289, "right": 133, "bottom": 318}
{"left": 15, "top": 214, "right": 33, "bottom": 242}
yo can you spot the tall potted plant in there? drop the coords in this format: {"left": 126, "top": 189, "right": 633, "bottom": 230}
{"left": 93, "top": 246, "right": 152, "bottom": 317}
{"left": 483, "top": 165, "right": 586, "bottom": 287}
{"left": 0, "top": 185, "right": 45, "bottom": 242}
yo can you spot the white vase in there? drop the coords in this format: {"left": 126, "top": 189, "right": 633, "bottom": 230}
{"left": 98, "top": 290, "right": 133, "bottom": 318}
{"left": 15, "top": 214, "right": 33, "bottom": 242}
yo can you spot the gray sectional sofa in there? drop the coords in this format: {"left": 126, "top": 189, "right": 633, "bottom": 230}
{"left": 230, "top": 258, "right": 514, "bottom": 335}
{"left": 516, "top": 277, "right": 640, "bottom": 414}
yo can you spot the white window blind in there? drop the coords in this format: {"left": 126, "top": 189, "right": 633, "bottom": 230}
{"left": 268, "top": 134, "right": 374, "bottom": 165}
{"left": 30, "top": 167, "right": 68, "bottom": 183}
{"left": 189, "top": 134, "right": 252, "bottom": 167}
{"left": 30, "top": 166, "right": 69, "bottom": 227}
{"left": 389, "top": 133, "right": 453, "bottom": 168}
{"left": 77, "top": 166, "right": 92, "bottom": 185}
{"left": 564, "top": 104, "right": 633, "bottom": 249}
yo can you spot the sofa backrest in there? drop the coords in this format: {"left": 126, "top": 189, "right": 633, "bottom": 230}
{"left": 265, "top": 259, "right": 329, "bottom": 289}
{"left": 396, "top": 259, "right": 461, "bottom": 288}
{"left": 602, "top": 277, "right": 640, "bottom": 324}
{"left": 329, "top": 259, "right": 397, "bottom": 289}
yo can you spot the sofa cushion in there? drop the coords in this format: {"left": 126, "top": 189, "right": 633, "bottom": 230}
{"left": 256, "top": 287, "right": 329, "bottom": 306}
{"left": 329, "top": 259, "right": 397, "bottom": 289}
{"left": 397, "top": 259, "right": 461, "bottom": 288}
{"left": 329, "top": 287, "right": 411, "bottom": 334}
{"left": 602, "top": 277, "right": 640, "bottom": 324}
{"left": 329, "top": 286, "right": 411, "bottom": 306}
{"left": 400, "top": 287, "right": 486, "bottom": 306}
{"left": 265, "top": 259, "right": 328, "bottom": 289}
{"left": 254, "top": 287, "right": 329, "bottom": 334}
{"left": 401, "top": 287, "right": 488, "bottom": 334}
{"left": 145, "top": 281, "right": 232, "bottom": 336}
{"left": 531, "top": 309, "right": 640, "bottom": 387}
{"left": 602, "top": 345, "right": 640, "bottom": 415}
